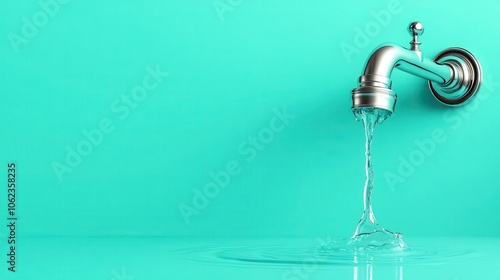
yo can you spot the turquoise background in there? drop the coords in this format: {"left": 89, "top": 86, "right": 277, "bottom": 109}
{"left": 1, "top": 0, "right": 499, "bottom": 242}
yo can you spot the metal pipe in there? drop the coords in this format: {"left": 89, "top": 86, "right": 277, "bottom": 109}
{"left": 351, "top": 22, "right": 482, "bottom": 114}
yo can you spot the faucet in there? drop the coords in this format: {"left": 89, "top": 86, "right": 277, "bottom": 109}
{"left": 351, "top": 22, "right": 482, "bottom": 114}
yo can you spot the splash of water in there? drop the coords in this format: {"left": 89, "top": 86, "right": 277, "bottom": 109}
{"left": 348, "top": 107, "right": 408, "bottom": 251}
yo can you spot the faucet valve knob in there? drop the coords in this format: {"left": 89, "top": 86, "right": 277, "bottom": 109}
{"left": 408, "top": 21, "right": 424, "bottom": 51}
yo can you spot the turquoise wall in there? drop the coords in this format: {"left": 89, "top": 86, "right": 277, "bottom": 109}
{"left": 1, "top": 0, "right": 498, "bottom": 238}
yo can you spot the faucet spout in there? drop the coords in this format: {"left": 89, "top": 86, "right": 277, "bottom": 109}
{"left": 351, "top": 22, "right": 482, "bottom": 115}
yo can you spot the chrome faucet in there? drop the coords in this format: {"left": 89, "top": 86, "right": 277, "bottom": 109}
{"left": 352, "top": 21, "right": 482, "bottom": 114}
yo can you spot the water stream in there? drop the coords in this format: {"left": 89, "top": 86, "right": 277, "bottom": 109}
{"left": 167, "top": 108, "right": 496, "bottom": 273}
{"left": 348, "top": 108, "right": 408, "bottom": 251}
{"left": 319, "top": 108, "right": 407, "bottom": 253}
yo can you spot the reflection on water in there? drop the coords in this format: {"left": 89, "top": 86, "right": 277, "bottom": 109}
{"left": 353, "top": 263, "right": 403, "bottom": 280}
{"left": 172, "top": 237, "right": 499, "bottom": 280}
{"left": 209, "top": 240, "right": 474, "bottom": 267}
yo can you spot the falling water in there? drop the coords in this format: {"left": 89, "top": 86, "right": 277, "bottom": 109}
{"left": 348, "top": 107, "right": 409, "bottom": 251}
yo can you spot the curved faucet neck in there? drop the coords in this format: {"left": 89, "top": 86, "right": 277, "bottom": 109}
{"left": 361, "top": 44, "right": 454, "bottom": 87}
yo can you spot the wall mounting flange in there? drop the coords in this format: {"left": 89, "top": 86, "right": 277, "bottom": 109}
{"left": 429, "top": 47, "right": 482, "bottom": 106}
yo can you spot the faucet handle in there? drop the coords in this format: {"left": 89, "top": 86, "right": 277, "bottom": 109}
{"left": 408, "top": 21, "right": 424, "bottom": 51}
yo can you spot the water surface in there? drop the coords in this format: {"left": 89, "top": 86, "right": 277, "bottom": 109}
{"left": 4, "top": 237, "right": 499, "bottom": 279}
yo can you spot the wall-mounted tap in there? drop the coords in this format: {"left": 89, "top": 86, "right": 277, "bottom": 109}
{"left": 351, "top": 21, "right": 482, "bottom": 115}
